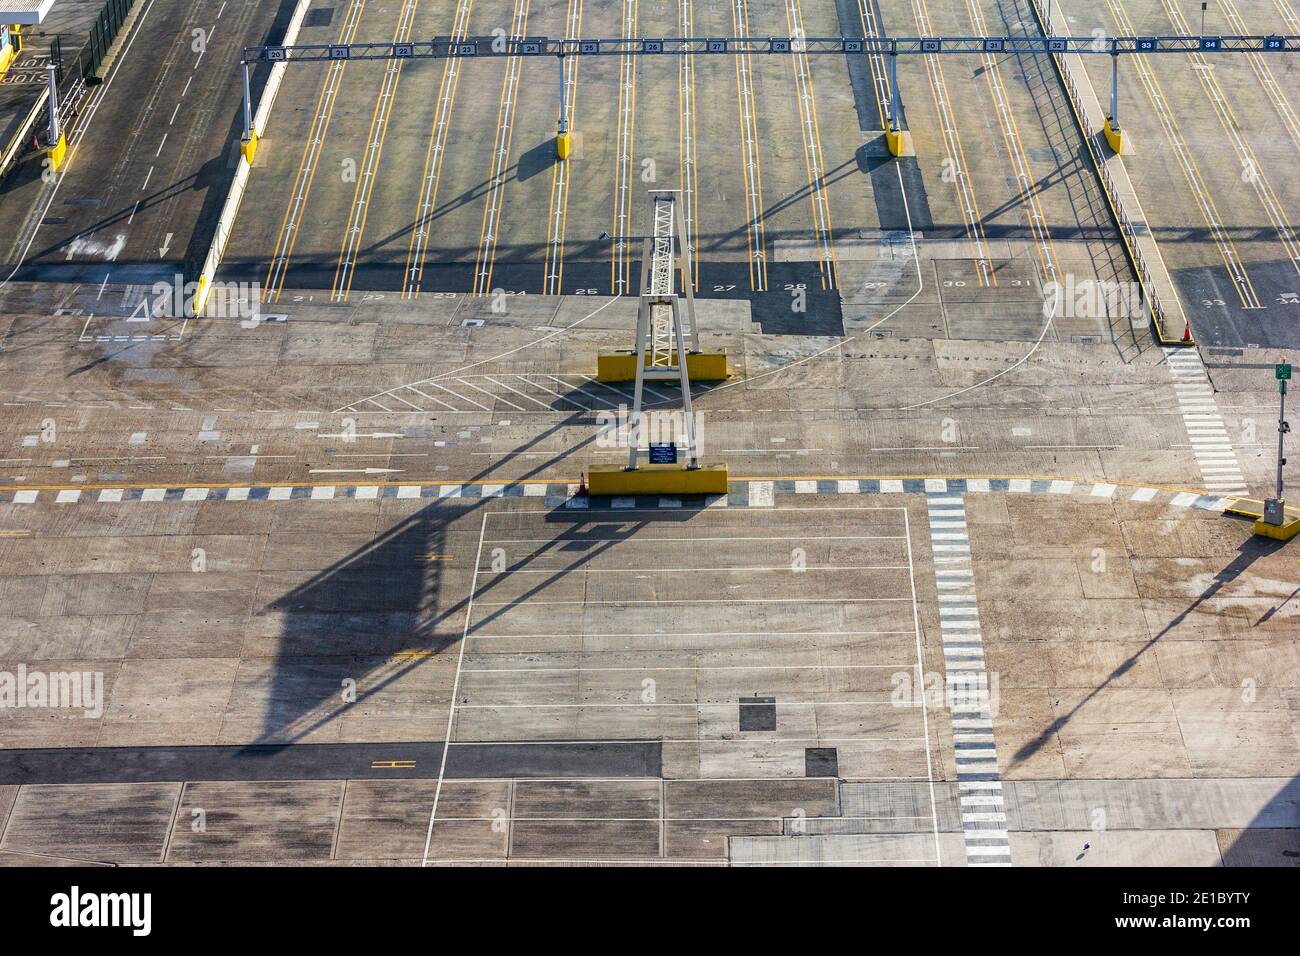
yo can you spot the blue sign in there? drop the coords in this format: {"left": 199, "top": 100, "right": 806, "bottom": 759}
{"left": 983, "top": 38, "right": 1005, "bottom": 53}
{"left": 648, "top": 443, "right": 678, "bottom": 465}
{"left": 642, "top": 39, "right": 663, "bottom": 54}
{"left": 921, "top": 39, "right": 941, "bottom": 53}
{"left": 1137, "top": 37, "right": 1157, "bottom": 51}
{"left": 1264, "top": 37, "right": 1285, "bottom": 51}
{"left": 770, "top": 38, "right": 792, "bottom": 53}
{"left": 520, "top": 40, "right": 541, "bottom": 55}
{"left": 579, "top": 40, "right": 599, "bottom": 54}
{"left": 1199, "top": 37, "right": 1222, "bottom": 51}
{"left": 707, "top": 39, "right": 727, "bottom": 53}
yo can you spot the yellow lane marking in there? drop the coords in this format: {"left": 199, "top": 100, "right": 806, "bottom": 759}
{"left": 678, "top": 0, "right": 699, "bottom": 290}
{"left": 0, "top": 530, "right": 32, "bottom": 537}
{"left": 609, "top": 0, "right": 639, "bottom": 295}
{"left": 263, "top": 0, "right": 369, "bottom": 304}
{"left": 1160, "top": 0, "right": 1300, "bottom": 278}
{"left": 542, "top": 0, "right": 584, "bottom": 296}
{"left": 1221, "top": 0, "right": 1300, "bottom": 156}
{"left": 421, "top": 553, "right": 455, "bottom": 561}
{"left": 472, "top": 0, "right": 532, "bottom": 297}
{"left": 0, "top": 474, "right": 1248, "bottom": 499}
{"left": 403, "top": 0, "right": 475, "bottom": 298}
{"left": 785, "top": 0, "right": 838, "bottom": 290}
{"left": 1104, "top": 0, "right": 1261, "bottom": 310}
{"left": 332, "top": 0, "right": 423, "bottom": 303}
{"left": 962, "top": 0, "right": 1060, "bottom": 292}
{"left": 732, "top": 0, "right": 767, "bottom": 292}
{"left": 909, "top": 0, "right": 995, "bottom": 286}
{"left": 371, "top": 760, "right": 417, "bottom": 769}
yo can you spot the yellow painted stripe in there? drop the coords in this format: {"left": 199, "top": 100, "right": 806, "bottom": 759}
{"left": 0, "top": 473, "right": 1251, "bottom": 498}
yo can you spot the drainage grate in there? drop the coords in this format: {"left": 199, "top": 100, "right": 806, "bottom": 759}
{"left": 739, "top": 696, "right": 776, "bottom": 732}
{"left": 805, "top": 747, "right": 839, "bottom": 778}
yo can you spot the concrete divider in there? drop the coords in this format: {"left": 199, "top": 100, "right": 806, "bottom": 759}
{"left": 1025, "top": 0, "right": 1193, "bottom": 347}
{"left": 0, "top": 86, "right": 48, "bottom": 178}
{"left": 596, "top": 350, "right": 729, "bottom": 383}
{"left": 192, "top": 0, "right": 313, "bottom": 315}
{"left": 587, "top": 464, "right": 729, "bottom": 496}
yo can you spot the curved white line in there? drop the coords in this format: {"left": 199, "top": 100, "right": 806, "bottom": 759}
{"left": 333, "top": 293, "right": 623, "bottom": 413}
{"left": 899, "top": 282, "right": 1060, "bottom": 411}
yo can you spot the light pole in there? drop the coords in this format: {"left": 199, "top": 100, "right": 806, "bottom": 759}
{"left": 1263, "top": 356, "right": 1291, "bottom": 526}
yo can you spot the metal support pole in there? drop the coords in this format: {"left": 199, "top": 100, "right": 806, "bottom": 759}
{"left": 46, "top": 63, "right": 60, "bottom": 144}
{"left": 557, "top": 53, "right": 568, "bottom": 134}
{"left": 888, "top": 44, "right": 899, "bottom": 132}
{"left": 1276, "top": 381, "right": 1287, "bottom": 503}
{"left": 1046, "top": 0, "right": 1053, "bottom": 34}
{"left": 1264, "top": 359, "right": 1291, "bottom": 526}
{"left": 672, "top": 297, "right": 700, "bottom": 469}
{"left": 1109, "top": 49, "right": 1119, "bottom": 128}
{"left": 626, "top": 239, "right": 654, "bottom": 471}
{"left": 674, "top": 197, "right": 699, "bottom": 353}
{"left": 241, "top": 60, "right": 253, "bottom": 143}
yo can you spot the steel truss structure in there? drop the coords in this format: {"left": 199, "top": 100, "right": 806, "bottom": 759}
{"left": 242, "top": 34, "right": 1297, "bottom": 63}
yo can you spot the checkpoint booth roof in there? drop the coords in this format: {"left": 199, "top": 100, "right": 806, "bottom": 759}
{"left": 1, "top": 2, "right": 56, "bottom": 73}
{"left": 1, "top": 0, "right": 57, "bottom": 24}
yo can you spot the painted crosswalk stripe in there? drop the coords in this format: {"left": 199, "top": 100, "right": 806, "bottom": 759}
{"left": 925, "top": 491, "right": 1011, "bottom": 866}
{"left": 1164, "top": 347, "right": 1247, "bottom": 495}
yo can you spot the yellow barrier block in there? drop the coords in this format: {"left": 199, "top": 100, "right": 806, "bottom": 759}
{"left": 884, "top": 128, "right": 912, "bottom": 157}
{"left": 192, "top": 273, "right": 210, "bottom": 316}
{"left": 0, "top": 42, "right": 14, "bottom": 77}
{"left": 587, "top": 463, "right": 729, "bottom": 496}
{"left": 556, "top": 131, "right": 572, "bottom": 160}
{"left": 1253, "top": 516, "right": 1300, "bottom": 541}
{"left": 1103, "top": 118, "right": 1122, "bottom": 154}
{"left": 241, "top": 132, "right": 259, "bottom": 165}
{"left": 45, "top": 133, "right": 66, "bottom": 172}
{"left": 596, "top": 350, "right": 729, "bottom": 383}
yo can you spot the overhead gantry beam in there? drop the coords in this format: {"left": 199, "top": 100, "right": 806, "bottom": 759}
{"left": 241, "top": 33, "right": 1298, "bottom": 64}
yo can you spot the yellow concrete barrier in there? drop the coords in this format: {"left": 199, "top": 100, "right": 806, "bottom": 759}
{"left": 556, "top": 131, "right": 572, "bottom": 160}
{"left": 1253, "top": 517, "right": 1300, "bottom": 541}
{"left": 1103, "top": 117, "right": 1122, "bottom": 154}
{"left": 241, "top": 132, "right": 259, "bottom": 165}
{"left": 45, "top": 132, "right": 66, "bottom": 172}
{"left": 587, "top": 463, "right": 729, "bottom": 496}
{"left": 596, "top": 350, "right": 728, "bottom": 383}
{"left": 884, "top": 128, "right": 912, "bottom": 157}
{"left": 192, "top": 273, "right": 209, "bottom": 315}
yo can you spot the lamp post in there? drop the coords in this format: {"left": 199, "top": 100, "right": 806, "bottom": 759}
{"left": 1263, "top": 357, "right": 1291, "bottom": 526}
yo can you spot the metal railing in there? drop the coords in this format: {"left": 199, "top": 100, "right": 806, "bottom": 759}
{"left": 77, "top": 0, "right": 136, "bottom": 83}
{"left": 1025, "top": 0, "right": 1184, "bottom": 345}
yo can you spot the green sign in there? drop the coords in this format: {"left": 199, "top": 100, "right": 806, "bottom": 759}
{"left": 1278, "top": 362, "right": 1292, "bottom": 381}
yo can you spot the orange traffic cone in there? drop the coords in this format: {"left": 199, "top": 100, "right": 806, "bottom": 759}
{"left": 577, "top": 472, "right": 588, "bottom": 497}
{"left": 1181, "top": 317, "right": 1192, "bottom": 343}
